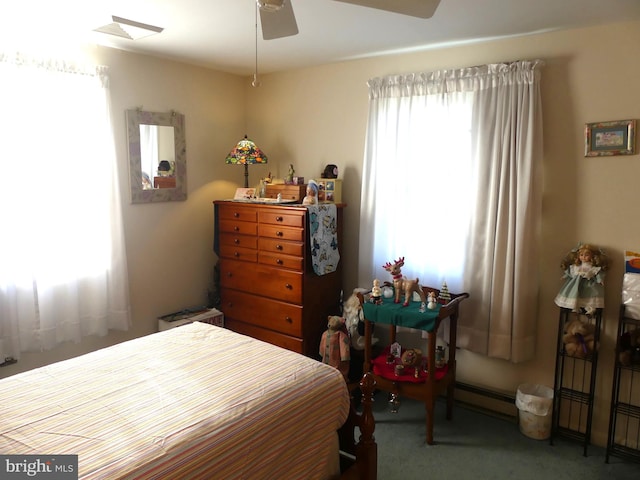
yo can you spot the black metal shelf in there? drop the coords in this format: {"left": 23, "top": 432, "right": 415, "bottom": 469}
{"left": 606, "top": 305, "right": 640, "bottom": 464}
{"left": 550, "top": 308, "right": 602, "bottom": 456}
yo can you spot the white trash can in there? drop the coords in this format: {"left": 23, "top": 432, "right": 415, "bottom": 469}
{"left": 515, "top": 383, "right": 554, "bottom": 440}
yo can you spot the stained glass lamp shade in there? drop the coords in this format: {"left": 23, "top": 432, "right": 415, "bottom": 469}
{"left": 225, "top": 135, "right": 268, "bottom": 188}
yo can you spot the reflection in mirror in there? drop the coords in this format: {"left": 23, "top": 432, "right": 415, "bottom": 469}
{"left": 140, "top": 125, "right": 175, "bottom": 189}
{"left": 126, "top": 109, "right": 186, "bottom": 203}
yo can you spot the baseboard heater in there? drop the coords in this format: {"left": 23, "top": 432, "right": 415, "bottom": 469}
{"left": 456, "top": 382, "right": 517, "bottom": 421}
{"left": 455, "top": 381, "right": 515, "bottom": 405}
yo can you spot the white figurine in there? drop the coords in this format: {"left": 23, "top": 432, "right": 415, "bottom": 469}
{"left": 427, "top": 291, "right": 437, "bottom": 310}
{"left": 371, "top": 279, "right": 382, "bottom": 304}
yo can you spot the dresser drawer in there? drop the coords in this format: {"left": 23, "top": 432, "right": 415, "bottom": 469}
{"left": 258, "top": 224, "right": 304, "bottom": 242}
{"left": 259, "top": 251, "right": 303, "bottom": 271}
{"left": 225, "top": 319, "right": 304, "bottom": 354}
{"left": 219, "top": 244, "right": 258, "bottom": 263}
{"left": 218, "top": 219, "right": 258, "bottom": 236}
{"left": 258, "top": 209, "right": 305, "bottom": 228}
{"left": 220, "top": 260, "right": 303, "bottom": 304}
{"left": 219, "top": 232, "right": 258, "bottom": 249}
{"left": 258, "top": 237, "right": 304, "bottom": 256}
{"left": 220, "top": 289, "right": 303, "bottom": 337}
{"left": 217, "top": 204, "right": 258, "bottom": 222}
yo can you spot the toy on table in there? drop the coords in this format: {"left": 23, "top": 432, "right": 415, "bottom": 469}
{"left": 427, "top": 291, "right": 437, "bottom": 310}
{"left": 370, "top": 279, "right": 383, "bottom": 305}
{"left": 383, "top": 257, "right": 427, "bottom": 311}
{"left": 302, "top": 179, "right": 319, "bottom": 205}
{"left": 554, "top": 243, "right": 608, "bottom": 314}
{"left": 343, "top": 289, "right": 379, "bottom": 350}
{"left": 562, "top": 318, "right": 597, "bottom": 358}
{"left": 401, "top": 348, "right": 423, "bottom": 378}
{"left": 319, "top": 315, "right": 350, "bottom": 379}
{"left": 438, "top": 281, "right": 451, "bottom": 304}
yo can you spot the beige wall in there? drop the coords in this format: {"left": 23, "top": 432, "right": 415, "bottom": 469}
{"left": 3, "top": 19, "right": 640, "bottom": 446}
{"left": 245, "top": 20, "right": 640, "bottom": 445}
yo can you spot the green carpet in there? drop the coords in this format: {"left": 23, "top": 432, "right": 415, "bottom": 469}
{"left": 371, "top": 393, "right": 638, "bottom": 480}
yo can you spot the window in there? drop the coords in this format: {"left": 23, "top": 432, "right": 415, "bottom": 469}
{"left": 0, "top": 52, "right": 130, "bottom": 358}
{"left": 359, "top": 61, "right": 543, "bottom": 362}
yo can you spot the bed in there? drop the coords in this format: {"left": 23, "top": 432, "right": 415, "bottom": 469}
{"left": 0, "top": 322, "right": 376, "bottom": 479}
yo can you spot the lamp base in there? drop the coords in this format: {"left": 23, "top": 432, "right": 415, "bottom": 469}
{"left": 244, "top": 164, "right": 249, "bottom": 188}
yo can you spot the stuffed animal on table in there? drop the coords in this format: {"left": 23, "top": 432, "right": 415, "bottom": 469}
{"left": 319, "top": 315, "right": 350, "bottom": 379}
{"left": 401, "top": 348, "right": 423, "bottom": 378}
{"left": 563, "top": 318, "right": 597, "bottom": 358}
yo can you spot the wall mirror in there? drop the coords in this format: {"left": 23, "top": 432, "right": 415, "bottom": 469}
{"left": 126, "top": 109, "right": 187, "bottom": 203}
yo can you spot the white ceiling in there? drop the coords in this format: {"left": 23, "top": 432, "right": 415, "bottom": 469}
{"left": 3, "top": 0, "right": 640, "bottom": 76}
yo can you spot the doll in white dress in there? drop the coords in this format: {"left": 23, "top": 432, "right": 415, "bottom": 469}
{"left": 554, "top": 243, "right": 608, "bottom": 313}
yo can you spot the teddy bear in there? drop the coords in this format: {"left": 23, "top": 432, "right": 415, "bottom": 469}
{"left": 319, "top": 315, "right": 350, "bottom": 379}
{"left": 618, "top": 328, "right": 640, "bottom": 366}
{"left": 562, "top": 318, "right": 597, "bottom": 358}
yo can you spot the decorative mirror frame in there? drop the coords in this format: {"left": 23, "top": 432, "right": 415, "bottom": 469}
{"left": 126, "top": 109, "right": 187, "bottom": 203}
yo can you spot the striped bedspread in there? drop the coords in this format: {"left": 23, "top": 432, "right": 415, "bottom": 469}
{"left": 0, "top": 322, "right": 350, "bottom": 479}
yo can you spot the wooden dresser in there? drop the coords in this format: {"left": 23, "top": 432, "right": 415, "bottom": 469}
{"left": 213, "top": 200, "right": 344, "bottom": 357}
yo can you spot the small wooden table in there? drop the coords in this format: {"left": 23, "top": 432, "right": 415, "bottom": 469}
{"left": 360, "top": 286, "right": 468, "bottom": 445}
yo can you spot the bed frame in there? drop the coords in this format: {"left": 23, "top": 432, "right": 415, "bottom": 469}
{"left": 339, "top": 372, "right": 377, "bottom": 480}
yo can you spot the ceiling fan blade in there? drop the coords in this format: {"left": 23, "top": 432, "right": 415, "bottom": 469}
{"left": 333, "top": 0, "right": 441, "bottom": 19}
{"left": 260, "top": 0, "right": 299, "bottom": 40}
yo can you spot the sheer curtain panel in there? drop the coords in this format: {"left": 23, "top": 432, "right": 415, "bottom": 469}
{"left": 0, "top": 52, "right": 131, "bottom": 359}
{"left": 359, "top": 61, "right": 543, "bottom": 362}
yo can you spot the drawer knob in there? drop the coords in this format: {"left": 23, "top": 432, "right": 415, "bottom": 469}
{"left": 233, "top": 212, "right": 240, "bottom": 218}
{"left": 234, "top": 238, "right": 240, "bottom": 244}
{"left": 276, "top": 231, "right": 283, "bottom": 237}
{"left": 276, "top": 216, "right": 283, "bottom": 222}
{"left": 285, "top": 316, "right": 292, "bottom": 323}
{"left": 234, "top": 226, "right": 240, "bottom": 232}
{"left": 276, "top": 244, "right": 283, "bottom": 250}
{"left": 276, "top": 259, "right": 283, "bottom": 265}
{"left": 285, "top": 283, "right": 292, "bottom": 289}
{"left": 234, "top": 252, "right": 240, "bottom": 257}
{"left": 227, "top": 272, "right": 233, "bottom": 277}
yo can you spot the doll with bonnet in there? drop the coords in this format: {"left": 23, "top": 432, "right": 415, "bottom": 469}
{"left": 302, "top": 180, "right": 319, "bottom": 205}
{"left": 554, "top": 243, "right": 608, "bottom": 313}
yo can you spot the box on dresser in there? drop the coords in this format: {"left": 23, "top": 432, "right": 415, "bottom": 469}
{"left": 264, "top": 184, "right": 306, "bottom": 202}
{"left": 213, "top": 201, "right": 344, "bottom": 357}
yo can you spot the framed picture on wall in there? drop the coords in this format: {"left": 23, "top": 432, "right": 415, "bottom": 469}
{"left": 585, "top": 119, "right": 636, "bottom": 156}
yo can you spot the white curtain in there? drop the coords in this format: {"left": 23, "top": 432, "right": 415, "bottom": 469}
{"left": 0, "top": 52, "right": 131, "bottom": 359}
{"left": 359, "top": 61, "right": 543, "bottom": 362}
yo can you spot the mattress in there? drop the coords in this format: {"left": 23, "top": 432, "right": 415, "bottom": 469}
{"left": 0, "top": 322, "right": 350, "bottom": 479}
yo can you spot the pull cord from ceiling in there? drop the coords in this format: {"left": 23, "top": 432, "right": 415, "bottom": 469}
{"left": 252, "top": 2, "right": 262, "bottom": 88}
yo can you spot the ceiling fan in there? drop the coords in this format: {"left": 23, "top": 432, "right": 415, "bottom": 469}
{"left": 257, "top": 0, "right": 441, "bottom": 40}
